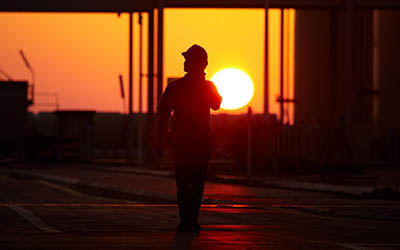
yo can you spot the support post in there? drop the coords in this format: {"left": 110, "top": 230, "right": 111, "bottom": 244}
{"left": 330, "top": 10, "right": 338, "bottom": 119}
{"left": 285, "top": 10, "right": 290, "bottom": 123}
{"left": 157, "top": 0, "right": 164, "bottom": 104}
{"left": 148, "top": 10, "right": 154, "bottom": 114}
{"left": 139, "top": 12, "right": 143, "bottom": 114}
{"left": 146, "top": 9, "right": 156, "bottom": 163}
{"left": 280, "top": 8, "right": 285, "bottom": 124}
{"left": 247, "top": 106, "right": 253, "bottom": 182}
{"left": 138, "top": 12, "right": 144, "bottom": 165}
{"left": 264, "top": 1, "right": 270, "bottom": 115}
{"left": 127, "top": 12, "right": 134, "bottom": 163}
{"left": 345, "top": 0, "right": 353, "bottom": 124}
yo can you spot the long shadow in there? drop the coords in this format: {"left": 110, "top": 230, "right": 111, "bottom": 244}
{"left": 170, "top": 231, "right": 201, "bottom": 250}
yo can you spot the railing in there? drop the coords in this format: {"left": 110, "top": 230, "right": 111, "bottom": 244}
{"left": 251, "top": 125, "right": 303, "bottom": 169}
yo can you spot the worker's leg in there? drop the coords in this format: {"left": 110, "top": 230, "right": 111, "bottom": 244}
{"left": 190, "top": 161, "right": 208, "bottom": 227}
{"left": 174, "top": 137, "right": 210, "bottom": 231}
{"left": 174, "top": 163, "right": 193, "bottom": 228}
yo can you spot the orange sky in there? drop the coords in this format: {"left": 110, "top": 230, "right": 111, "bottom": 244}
{"left": 0, "top": 9, "right": 293, "bottom": 116}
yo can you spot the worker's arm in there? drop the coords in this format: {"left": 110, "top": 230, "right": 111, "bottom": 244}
{"left": 208, "top": 81, "right": 222, "bottom": 111}
{"left": 156, "top": 83, "right": 174, "bottom": 157}
{"left": 156, "top": 109, "right": 171, "bottom": 157}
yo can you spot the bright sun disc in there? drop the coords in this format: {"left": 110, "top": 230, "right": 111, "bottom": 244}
{"left": 211, "top": 68, "right": 254, "bottom": 110}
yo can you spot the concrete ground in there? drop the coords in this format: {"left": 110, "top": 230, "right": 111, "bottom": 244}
{"left": 0, "top": 163, "right": 400, "bottom": 249}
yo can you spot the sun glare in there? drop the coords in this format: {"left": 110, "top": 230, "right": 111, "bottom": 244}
{"left": 211, "top": 68, "right": 254, "bottom": 110}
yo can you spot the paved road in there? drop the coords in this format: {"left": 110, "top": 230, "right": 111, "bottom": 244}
{"left": 1, "top": 171, "right": 400, "bottom": 249}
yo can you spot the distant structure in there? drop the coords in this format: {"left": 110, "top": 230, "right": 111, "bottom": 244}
{"left": 0, "top": 81, "right": 29, "bottom": 159}
{"left": 55, "top": 111, "right": 96, "bottom": 162}
{"left": 1, "top": 0, "right": 400, "bottom": 167}
{"left": 294, "top": 10, "right": 400, "bottom": 165}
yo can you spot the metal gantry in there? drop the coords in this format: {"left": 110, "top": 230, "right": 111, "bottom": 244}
{"left": 1, "top": 0, "right": 399, "bottom": 117}
{"left": 1, "top": 0, "right": 399, "bottom": 161}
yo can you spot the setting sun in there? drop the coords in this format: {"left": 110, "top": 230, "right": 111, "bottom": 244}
{"left": 211, "top": 68, "right": 254, "bottom": 110}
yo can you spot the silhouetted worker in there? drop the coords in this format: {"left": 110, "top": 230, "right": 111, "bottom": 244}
{"left": 156, "top": 44, "right": 222, "bottom": 232}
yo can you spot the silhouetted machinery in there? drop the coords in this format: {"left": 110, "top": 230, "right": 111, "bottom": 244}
{"left": 55, "top": 111, "right": 95, "bottom": 162}
{"left": 0, "top": 81, "right": 30, "bottom": 159}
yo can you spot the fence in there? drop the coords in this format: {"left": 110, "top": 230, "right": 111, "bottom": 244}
{"left": 244, "top": 124, "right": 303, "bottom": 170}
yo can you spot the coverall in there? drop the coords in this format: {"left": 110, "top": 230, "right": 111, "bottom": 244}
{"left": 157, "top": 73, "right": 222, "bottom": 226}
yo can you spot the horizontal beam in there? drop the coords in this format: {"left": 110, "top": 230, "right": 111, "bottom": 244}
{"left": 355, "top": 0, "right": 400, "bottom": 9}
{"left": 1, "top": 0, "right": 400, "bottom": 12}
{"left": 0, "top": 0, "right": 156, "bottom": 12}
{"left": 166, "top": 0, "right": 400, "bottom": 9}
{"left": 165, "top": 0, "right": 344, "bottom": 9}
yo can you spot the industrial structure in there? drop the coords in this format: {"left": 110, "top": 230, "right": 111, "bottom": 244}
{"left": 0, "top": 82, "right": 29, "bottom": 158}
{"left": 1, "top": 0, "right": 400, "bottom": 167}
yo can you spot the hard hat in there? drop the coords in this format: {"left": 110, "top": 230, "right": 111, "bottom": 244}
{"left": 182, "top": 44, "right": 208, "bottom": 64}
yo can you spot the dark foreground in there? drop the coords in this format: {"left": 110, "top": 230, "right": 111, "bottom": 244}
{"left": 1, "top": 164, "right": 400, "bottom": 250}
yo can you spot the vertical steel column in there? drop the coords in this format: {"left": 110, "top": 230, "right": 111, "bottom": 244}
{"left": 330, "top": 10, "right": 338, "bottom": 119}
{"left": 146, "top": 9, "right": 156, "bottom": 163}
{"left": 148, "top": 10, "right": 154, "bottom": 114}
{"left": 127, "top": 12, "right": 134, "bottom": 162}
{"left": 139, "top": 13, "right": 143, "bottom": 113}
{"left": 247, "top": 107, "right": 253, "bottom": 181}
{"left": 129, "top": 12, "right": 134, "bottom": 118}
{"left": 285, "top": 10, "right": 290, "bottom": 123}
{"left": 138, "top": 12, "right": 144, "bottom": 165}
{"left": 264, "top": 1, "right": 269, "bottom": 115}
{"left": 157, "top": 0, "right": 164, "bottom": 104}
{"left": 280, "top": 8, "right": 285, "bottom": 124}
{"left": 345, "top": 0, "right": 353, "bottom": 124}
{"left": 372, "top": 10, "right": 379, "bottom": 125}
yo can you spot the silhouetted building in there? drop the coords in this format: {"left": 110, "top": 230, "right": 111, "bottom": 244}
{"left": 55, "top": 111, "right": 95, "bottom": 162}
{"left": 294, "top": 9, "right": 400, "bottom": 165}
{"left": 0, "top": 81, "right": 29, "bottom": 158}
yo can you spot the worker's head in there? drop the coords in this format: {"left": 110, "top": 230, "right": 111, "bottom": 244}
{"left": 182, "top": 44, "right": 208, "bottom": 74}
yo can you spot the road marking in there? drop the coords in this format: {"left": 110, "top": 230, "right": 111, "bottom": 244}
{"left": 35, "top": 180, "right": 85, "bottom": 197}
{"left": 0, "top": 203, "right": 252, "bottom": 208}
{"left": 0, "top": 175, "right": 11, "bottom": 181}
{"left": 338, "top": 243, "right": 371, "bottom": 250}
{"left": 273, "top": 204, "right": 399, "bottom": 209}
{"left": 7, "top": 205, "right": 61, "bottom": 233}
{"left": 337, "top": 243, "right": 400, "bottom": 250}
{"left": 0, "top": 175, "right": 18, "bottom": 183}
{"left": 35, "top": 180, "right": 137, "bottom": 204}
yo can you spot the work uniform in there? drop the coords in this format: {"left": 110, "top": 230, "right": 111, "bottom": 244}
{"left": 157, "top": 73, "right": 222, "bottom": 226}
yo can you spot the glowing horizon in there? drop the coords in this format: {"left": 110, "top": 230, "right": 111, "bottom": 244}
{"left": 0, "top": 9, "right": 294, "bottom": 117}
